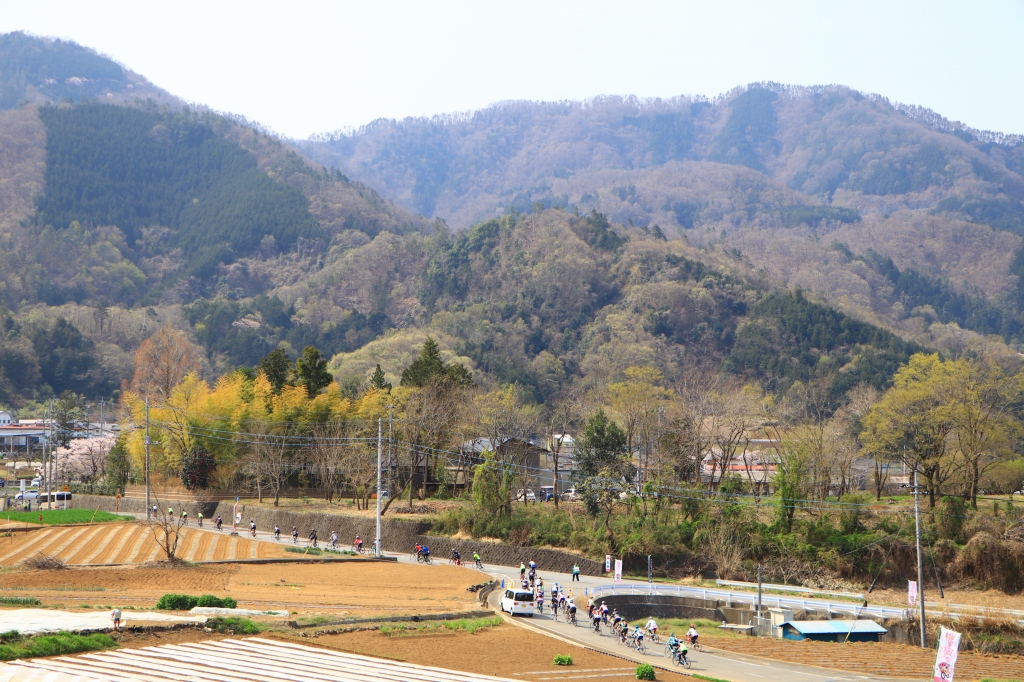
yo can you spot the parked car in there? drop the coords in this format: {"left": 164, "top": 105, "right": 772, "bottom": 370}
{"left": 14, "top": 490, "right": 39, "bottom": 501}
{"left": 538, "top": 486, "right": 555, "bottom": 501}
{"left": 515, "top": 488, "right": 537, "bottom": 502}
{"left": 560, "top": 487, "right": 581, "bottom": 501}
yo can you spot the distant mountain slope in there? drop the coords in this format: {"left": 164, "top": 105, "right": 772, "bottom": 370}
{"left": 0, "top": 31, "right": 171, "bottom": 108}
{"left": 299, "top": 85, "right": 1024, "bottom": 235}
{"left": 298, "top": 86, "right": 1024, "bottom": 349}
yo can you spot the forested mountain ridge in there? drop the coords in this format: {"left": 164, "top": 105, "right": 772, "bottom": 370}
{"left": 0, "top": 32, "right": 1009, "bottom": 413}
{"left": 297, "top": 86, "right": 1024, "bottom": 355}
{"left": 0, "top": 33, "right": 437, "bottom": 403}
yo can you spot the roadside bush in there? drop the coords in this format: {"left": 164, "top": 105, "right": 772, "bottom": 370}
{"left": 635, "top": 663, "right": 656, "bottom": 680}
{"left": 156, "top": 594, "right": 237, "bottom": 610}
{"left": 553, "top": 654, "right": 573, "bottom": 666}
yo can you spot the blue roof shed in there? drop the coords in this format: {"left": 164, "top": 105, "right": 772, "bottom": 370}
{"left": 780, "top": 620, "right": 887, "bottom": 643}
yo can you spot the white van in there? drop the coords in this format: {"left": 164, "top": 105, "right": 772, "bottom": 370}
{"left": 500, "top": 588, "right": 535, "bottom": 616}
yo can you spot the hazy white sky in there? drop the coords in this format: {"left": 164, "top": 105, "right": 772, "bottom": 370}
{"left": 3, "top": 0, "right": 1022, "bottom": 139}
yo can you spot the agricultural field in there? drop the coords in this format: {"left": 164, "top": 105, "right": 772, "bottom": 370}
{"left": 0, "top": 510, "right": 134, "bottom": 525}
{"left": 0, "top": 559, "right": 482, "bottom": 618}
{"left": 302, "top": 623, "right": 691, "bottom": 682}
{"left": 702, "top": 628, "right": 1024, "bottom": 681}
{"left": 0, "top": 523, "right": 293, "bottom": 566}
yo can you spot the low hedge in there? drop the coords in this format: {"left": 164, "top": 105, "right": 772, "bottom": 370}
{"left": 155, "top": 594, "right": 237, "bottom": 610}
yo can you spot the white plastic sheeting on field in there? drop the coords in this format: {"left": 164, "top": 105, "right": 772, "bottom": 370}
{"left": 0, "top": 609, "right": 204, "bottom": 635}
{"left": 0, "top": 637, "right": 522, "bottom": 682}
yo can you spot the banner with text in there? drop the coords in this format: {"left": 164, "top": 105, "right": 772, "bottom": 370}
{"left": 908, "top": 580, "right": 918, "bottom": 607}
{"left": 606, "top": 555, "right": 611, "bottom": 572}
{"left": 614, "top": 559, "right": 622, "bottom": 583}
{"left": 933, "top": 626, "right": 961, "bottom": 681}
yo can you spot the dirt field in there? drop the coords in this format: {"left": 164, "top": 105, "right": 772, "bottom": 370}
{"left": 0, "top": 560, "right": 482, "bottom": 616}
{"left": 704, "top": 631, "right": 1024, "bottom": 681}
{"left": 295, "top": 623, "right": 688, "bottom": 682}
{"left": 0, "top": 523, "right": 296, "bottom": 565}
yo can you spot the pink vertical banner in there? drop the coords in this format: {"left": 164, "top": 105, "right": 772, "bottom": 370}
{"left": 932, "top": 626, "right": 961, "bottom": 681}
{"left": 605, "top": 555, "right": 611, "bottom": 572}
{"left": 613, "top": 559, "right": 622, "bottom": 583}
{"left": 908, "top": 580, "right": 918, "bottom": 607}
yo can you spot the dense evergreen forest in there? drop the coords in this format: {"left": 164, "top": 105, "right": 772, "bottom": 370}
{"left": 36, "top": 104, "right": 322, "bottom": 260}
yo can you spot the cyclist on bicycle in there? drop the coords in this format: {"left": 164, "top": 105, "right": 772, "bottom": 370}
{"left": 197, "top": 512, "right": 204, "bottom": 527}
{"left": 567, "top": 599, "right": 577, "bottom": 623}
{"left": 249, "top": 520, "right": 256, "bottom": 537}
{"left": 591, "top": 607, "right": 602, "bottom": 632}
{"left": 451, "top": 548, "right": 461, "bottom": 565}
{"left": 274, "top": 524, "right": 281, "bottom": 540}
{"left": 667, "top": 632, "right": 688, "bottom": 663}
{"left": 618, "top": 619, "right": 629, "bottom": 642}
{"left": 611, "top": 609, "right": 623, "bottom": 628}
{"left": 473, "top": 551, "right": 482, "bottom": 568}
{"left": 420, "top": 545, "right": 431, "bottom": 561}
{"left": 353, "top": 535, "right": 363, "bottom": 552}
{"left": 291, "top": 525, "right": 299, "bottom": 543}
{"left": 330, "top": 531, "right": 339, "bottom": 549}
{"left": 686, "top": 624, "right": 699, "bottom": 648}
{"left": 216, "top": 515, "right": 223, "bottom": 531}
{"left": 633, "top": 624, "right": 645, "bottom": 647}
{"left": 181, "top": 510, "right": 188, "bottom": 525}
{"left": 308, "top": 528, "right": 318, "bottom": 547}
{"left": 645, "top": 616, "right": 659, "bottom": 639}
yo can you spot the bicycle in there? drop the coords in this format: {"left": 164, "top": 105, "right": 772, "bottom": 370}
{"left": 273, "top": 528, "right": 281, "bottom": 541}
{"left": 350, "top": 542, "right": 364, "bottom": 554}
{"left": 416, "top": 552, "right": 432, "bottom": 564}
{"left": 629, "top": 635, "right": 646, "bottom": 655}
{"left": 592, "top": 618, "right": 601, "bottom": 634}
{"left": 645, "top": 628, "right": 660, "bottom": 644}
{"left": 473, "top": 558, "right": 484, "bottom": 570}
{"left": 685, "top": 635, "right": 702, "bottom": 652}
{"left": 670, "top": 649, "right": 691, "bottom": 669}
{"left": 567, "top": 610, "right": 577, "bottom": 626}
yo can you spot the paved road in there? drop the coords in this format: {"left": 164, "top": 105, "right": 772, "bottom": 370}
{"left": 459, "top": 561, "right": 916, "bottom": 682}
{"left": 130, "top": 519, "right": 918, "bottom": 682}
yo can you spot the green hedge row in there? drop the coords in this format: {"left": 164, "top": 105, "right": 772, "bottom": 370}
{"left": 155, "top": 594, "right": 237, "bottom": 610}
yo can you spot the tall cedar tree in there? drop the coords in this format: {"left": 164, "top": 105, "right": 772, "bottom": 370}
{"left": 370, "top": 364, "right": 392, "bottom": 391}
{"left": 295, "top": 346, "right": 333, "bottom": 397}
{"left": 179, "top": 444, "right": 216, "bottom": 490}
{"left": 400, "top": 337, "right": 473, "bottom": 387}
{"left": 257, "top": 348, "right": 291, "bottom": 393}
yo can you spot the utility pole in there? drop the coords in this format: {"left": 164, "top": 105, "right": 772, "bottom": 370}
{"left": 757, "top": 563, "right": 763, "bottom": 615}
{"left": 46, "top": 399, "right": 52, "bottom": 510}
{"left": 913, "top": 469, "right": 926, "bottom": 647}
{"left": 375, "top": 417, "right": 383, "bottom": 558}
{"left": 145, "top": 397, "right": 151, "bottom": 520}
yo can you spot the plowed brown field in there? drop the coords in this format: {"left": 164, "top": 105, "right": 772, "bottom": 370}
{"left": 0, "top": 559, "right": 482, "bottom": 617}
{"left": 0, "top": 524, "right": 293, "bottom": 565}
{"left": 705, "top": 632, "right": 1024, "bottom": 680}
{"left": 300, "top": 624, "right": 690, "bottom": 682}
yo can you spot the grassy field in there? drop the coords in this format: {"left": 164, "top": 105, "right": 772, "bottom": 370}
{"left": 1, "top": 510, "right": 134, "bottom": 525}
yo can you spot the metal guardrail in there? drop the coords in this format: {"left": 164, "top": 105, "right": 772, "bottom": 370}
{"left": 715, "top": 579, "right": 865, "bottom": 600}
{"left": 589, "top": 583, "right": 904, "bottom": 620}
{"left": 585, "top": 577, "right": 1024, "bottom": 626}
{"left": 587, "top": 583, "right": 1024, "bottom": 626}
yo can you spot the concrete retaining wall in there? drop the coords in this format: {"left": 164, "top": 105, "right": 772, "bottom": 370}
{"left": 593, "top": 594, "right": 740, "bottom": 623}
{"left": 75, "top": 494, "right": 604, "bottom": 575}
